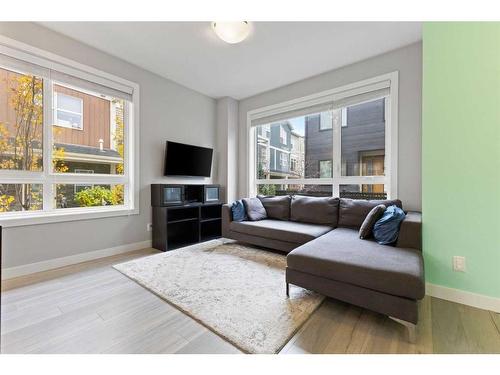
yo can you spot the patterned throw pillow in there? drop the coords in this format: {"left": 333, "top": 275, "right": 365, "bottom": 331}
{"left": 373, "top": 205, "right": 406, "bottom": 245}
{"left": 231, "top": 200, "right": 247, "bottom": 222}
{"left": 359, "top": 204, "right": 386, "bottom": 239}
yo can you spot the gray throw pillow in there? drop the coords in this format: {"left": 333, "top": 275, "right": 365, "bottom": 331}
{"left": 242, "top": 197, "right": 268, "bottom": 221}
{"left": 359, "top": 204, "right": 386, "bottom": 239}
{"left": 257, "top": 195, "right": 290, "bottom": 220}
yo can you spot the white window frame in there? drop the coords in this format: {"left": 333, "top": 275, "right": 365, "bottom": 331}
{"left": 0, "top": 36, "right": 140, "bottom": 227}
{"left": 247, "top": 72, "right": 398, "bottom": 199}
{"left": 53, "top": 92, "right": 84, "bottom": 130}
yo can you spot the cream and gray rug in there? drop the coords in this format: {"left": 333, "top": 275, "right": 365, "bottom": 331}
{"left": 113, "top": 240, "right": 324, "bottom": 354}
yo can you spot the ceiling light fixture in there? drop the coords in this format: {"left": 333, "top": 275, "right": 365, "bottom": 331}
{"left": 212, "top": 22, "right": 250, "bottom": 44}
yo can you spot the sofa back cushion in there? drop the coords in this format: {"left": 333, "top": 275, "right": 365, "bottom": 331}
{"left": 257, "top": 195, "right": 290, "bottom": 220}
{"left": 290, "top": 195, "right": 339, "bottom": 226}
{"left": 242, "top": 197, "right": 268, "bottom": 221}
{"left": 338, "top": 198, "right": 403, "bottom": 228}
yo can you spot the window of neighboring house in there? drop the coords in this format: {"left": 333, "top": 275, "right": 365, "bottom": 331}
{"left": 280, "top": 152, "right": 288, "bottom": 168}
{"left": 279, "top": 125, "right": 287, "bottom": 145}
{"left": 319, "top": 111, "right": 333, "bottom": 130}
{"left": 250, "top": 73, "right": 395, "bottom": 199}
{"left": 73, "top": 169, "right": 94, "bottom": 194}
{"left": 319, "top": 160, "right": 332, "bottom": 178}
{"left": 0, "top": 47, "right": 138, "bottom": 225}
{"left": 54, "top": 92, "right": 83, "bottom": 130}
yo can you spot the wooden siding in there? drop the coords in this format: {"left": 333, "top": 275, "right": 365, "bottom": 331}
{"left": 53, "top": 85, "right": 111, "bottom": 149}
{"left": 0, "top": 67, "right": 111, "bottom": 150}
{"left": 0, "top": 69, "right": 21, "bottom": 132}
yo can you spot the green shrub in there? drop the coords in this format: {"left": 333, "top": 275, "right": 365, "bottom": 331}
{"left": 75, "top": 186, "right": 113, "bottom": 207}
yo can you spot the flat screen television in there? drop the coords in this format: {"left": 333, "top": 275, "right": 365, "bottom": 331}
{"left": 164, "top": 141, "right": 213, "bottom": 177}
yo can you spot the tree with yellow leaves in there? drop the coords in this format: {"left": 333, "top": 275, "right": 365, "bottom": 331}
{"left": 0, "top": 73, "right": 43, "bottom": 211}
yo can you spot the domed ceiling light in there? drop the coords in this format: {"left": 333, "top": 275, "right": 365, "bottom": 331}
{"left": 212, "top": 22, "right": 250, "bottom": 44}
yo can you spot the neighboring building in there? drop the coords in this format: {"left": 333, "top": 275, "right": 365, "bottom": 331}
{"left": 289, "top": 131, "right": 305, "bottom": 178}
{"left": 0, "top": 67, "right": 123, "bottom": 208}
{"left": 256, "top": 121, "right": 297, "bottom": 179}
{"left": 304, "top": 98, "right": 386, "bottom": 198}
{"left": 256, "top": 98, "right": 387, "bottom": 198}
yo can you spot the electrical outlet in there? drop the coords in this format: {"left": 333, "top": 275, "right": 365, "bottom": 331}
{"left": 146, "top": 223, "right": 153, "bottom": 232}
{"left": 453, "top": 256, "right": 466, "bottom": 272}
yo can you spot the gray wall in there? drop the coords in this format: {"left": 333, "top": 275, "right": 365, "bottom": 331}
{"left": 238, "top": 42, "right": 422, "bottom": 211}
{"left": 0, "top": 23, "right": 217, "bottom": 268}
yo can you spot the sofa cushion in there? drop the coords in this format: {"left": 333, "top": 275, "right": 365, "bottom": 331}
{"left": 373, "top": 205, "right": 406, "bottom": 245}
{"left": 258, "top": 195, "right": 290, "bottom": 220}
{"left": 286, "top": 228, "right": 424, "bottom": 299}
{"left": 290, "top": 195, "right": 340, "bottom": 226}
{"left": 230, "top": 219, "right": 333, "bottom": 245}
{"left": 242, "top": 197, "right": 267, "bottom": 221}
{"left": 231, "top": 200, "right": 247, "bottom": 222}
{"left": 359, "top": 204, "right": 386, "bottom": 239}
{"left": 338, "top": 198, "right": 403, "bottom": 229}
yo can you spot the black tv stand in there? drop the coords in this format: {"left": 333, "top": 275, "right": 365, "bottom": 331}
{"left": 151, "top": 185, "right": 222, "bottom": 251}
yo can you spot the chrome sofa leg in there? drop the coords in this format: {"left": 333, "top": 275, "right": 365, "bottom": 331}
{"left": 390, "top": 316, "right": 416, "bottom": 344}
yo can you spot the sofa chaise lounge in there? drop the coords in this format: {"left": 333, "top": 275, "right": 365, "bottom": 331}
{"left": 222, "top": 195, "right": 424, "bottom": 342}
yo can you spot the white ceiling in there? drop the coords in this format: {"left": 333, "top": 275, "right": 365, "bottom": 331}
{"left": 40, "top": 22, "right": 422, "bottom": 100}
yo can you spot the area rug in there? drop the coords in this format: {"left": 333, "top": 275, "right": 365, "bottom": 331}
{"left": 113, "top": 240, "right": 324, "bottom": 354}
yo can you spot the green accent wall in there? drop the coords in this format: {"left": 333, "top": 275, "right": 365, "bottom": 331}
{"left": 423, "top": 22, "right": 500, "bottom": 297}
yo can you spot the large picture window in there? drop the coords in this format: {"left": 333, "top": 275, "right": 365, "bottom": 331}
{"left": 249, "top": 73, "right": 397, "bottom": 200}
{"left": 0, "top": 44, "right": 138, "bottom": 225}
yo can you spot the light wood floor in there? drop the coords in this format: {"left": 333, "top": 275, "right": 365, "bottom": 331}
{"left": 1, "top": 249, "right": 499, "bottom": 354}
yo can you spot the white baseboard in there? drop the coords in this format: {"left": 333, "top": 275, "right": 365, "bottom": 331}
{"left": 2, "top": 240, "right": 152, "bottom": 280}
{"left": 426, "top": 283, "right": 500, "bottom": 313}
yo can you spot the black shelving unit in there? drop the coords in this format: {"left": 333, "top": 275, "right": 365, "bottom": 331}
{"left": 153, "top": 203, "right": 222, "bottom": 251}
{"left": 152, "top": 203, "right": 222, "bottom": 251}
{"left": 151, "top": 184, "right": 222, "bottom": 251}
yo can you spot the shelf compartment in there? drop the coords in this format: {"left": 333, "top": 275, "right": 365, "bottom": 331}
{"left": 201, "top": 205, "right": 222, "bottom": 220}
{"left": 167, "top": 207, "right": 199, "bottom": 223}
{"left": 200, "top": 219, "right": 221, "bottom": 242}
{"left": 167, "top": 220, "right": 199, "bottom": 250}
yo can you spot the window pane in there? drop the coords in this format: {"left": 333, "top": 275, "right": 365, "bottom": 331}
{"left": 341, "top": 98, "right": 385, "bottom": 176}
{"left": 0, "top": 67, "right": 43, "bottom": 171}
{"left": 0, "top": 183, "right": 43, "bottom": 212}
{"left": 255, "top": 110, "right": 334, "bottom": 180}
{"left": 319, "top": 160, "right": 332, "bottom": 178}
{"left": 52, "top": 84, "right": 125, "bottom": 175}
{"left": 257, "top": 184, "right": 332, "bottom": 197}
{"left": 57, "top": 93, "right": 82, "bottom": 113}
{"left": 56, "top": 110, "right": 82, "bottom": 130}
{"left": 55, "top": 184, "right": 124, "bottom": 208}
{"left": 339, "top": 184, "right": 387, "bottom": 200}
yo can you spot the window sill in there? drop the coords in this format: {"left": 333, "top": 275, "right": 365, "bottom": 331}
{"left": 0, "top": 206, "right": 139, "bottom": 228}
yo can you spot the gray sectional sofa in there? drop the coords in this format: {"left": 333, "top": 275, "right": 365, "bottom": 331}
{"left": 222, "top": 195, "right": 424, "bottom": 342}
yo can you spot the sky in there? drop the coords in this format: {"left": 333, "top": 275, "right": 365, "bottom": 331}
{"left": 287, "top": 116, "right": 305, "bottom": 136}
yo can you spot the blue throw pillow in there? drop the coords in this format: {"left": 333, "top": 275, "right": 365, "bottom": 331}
{"left": 373, "top": 205, "right": 406, "bottom": 245}
{"left": 231, "top": 200, "right": 247, "bottom": 222}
